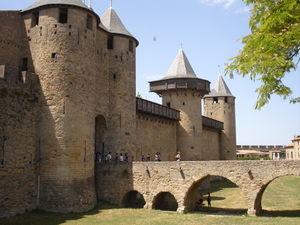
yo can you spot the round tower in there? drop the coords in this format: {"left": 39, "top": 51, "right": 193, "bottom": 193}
{"left": 150, "top": 49, "right": 210, "bottom": 160}
{"left": 203, "top": 75, "right": 236, "bottom": 160}
{"left": 100, "top": 6, "right": 138, "bottom": 158}
{"left": 21, "top": 0, "right": 102, "bottom": 212}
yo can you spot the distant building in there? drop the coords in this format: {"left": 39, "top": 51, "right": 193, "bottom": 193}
{"left": 236, "top": 145, "right": 285, "bottom": 160}
{"left": 285, "top": 136, "right": 300, "bottom": 160}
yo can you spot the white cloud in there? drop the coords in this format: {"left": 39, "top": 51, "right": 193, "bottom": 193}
{"left": 199, "top": 0, "right": 237, "bottom": 9}
{"left": 235, "top": 6, "right": 250, "bottom": 14}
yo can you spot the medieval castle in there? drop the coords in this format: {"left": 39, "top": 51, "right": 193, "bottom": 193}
{"left": 0, "top": 0, "right": 237, "bottom": 217}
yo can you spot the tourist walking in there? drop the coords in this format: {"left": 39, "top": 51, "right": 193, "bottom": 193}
{"left": 175, "top": 152, "right": 181, "bottom": 161}
{"left": 207, "top": 192, "right": 211, "bottom": 207}
{"left": 119, "top": 153, "right": 124, "bottom": 162}
{"left": 141, "top": 154, "right": 145, "bottom": 161}
{"left": 106, "top": 152, "right": 112, "bottom": 162}
{"left": 198, "top": 194, "right": 204, "bottom": 208}
{"left": 155, "top": 152, "right": 159, "bottom": 161}
{"left": 146, "top": 153, "right": 151, "bottom": 161}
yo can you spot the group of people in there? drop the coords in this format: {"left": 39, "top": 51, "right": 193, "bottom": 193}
{"left": 197, "top": 193, "right": 211, "bottom": 208}
{"left": 95, "top": 152, "right": 132, "bottom": 163}
{"left": 96, "top": 151, "right": 182, "bottom": 163}
{"left": 141, "top": 152, "right": 161, "bottom": 161}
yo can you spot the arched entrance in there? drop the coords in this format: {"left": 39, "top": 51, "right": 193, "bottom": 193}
{"left": 254, "top": 175, "right": 300, "bottom": 216}
{"left": 152, "top": 192, "right": 178, "bottom": 211}
{"left": 121, "top": 191, "right": 146, "bottom": 208}
{"left": 95, "top": 115, "right": 107, "bottom": 163}
{"left": 184, "top": 175, "right": 247, "bottom": 214}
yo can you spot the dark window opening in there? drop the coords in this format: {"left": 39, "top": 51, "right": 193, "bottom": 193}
{"left": 59, "top": 8, "right": 68, "bottom": 23}
{"left": 225, "top": 97, "right": 228, "bottom": 103}
{"left": 129, "top": 40, "right": 133, "bottom": 52}
{"left": 183, "top": 102, "right": 185, "bottom": 106}
{"left": 166, "top": 102, "right": 171, "bottom": 108}
{"left": 213, "top": 97, "right": 218, "bottom": 104}
{"left": 107, "top": 36, "right": 114, "bottom": 49}
{"left": 51, "top": 53, "right": 57, "bottom": 59}
{"left": 113, "top": 74, "right": 116, "bottom": 79}
{"left": 21, "top": 58, "right": 28, "bottom": 71}
{"left": 0, "top": 136, "right": 6, "bottom": 166}
{"left": 86, "top": 14, "right": 93, "bottom": 30}
{"left": 31, "top": 12, "right": 40, "bottom": 27}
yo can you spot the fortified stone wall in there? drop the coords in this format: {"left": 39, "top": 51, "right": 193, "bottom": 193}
{"left": 136, "top": 112, "right": 177, "bottom": 161}
{"left": 0, "top": 11, "right": 29, "bottom": 82}
{"left": 0, "top": 79, "right": 38, "bottom": 217}
{"left": 201, "top": 127, "right": 221, "bottom": 160}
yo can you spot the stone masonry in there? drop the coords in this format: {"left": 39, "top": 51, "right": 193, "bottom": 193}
{"left": 96, "top": 161, "right": 300, "bottom": 216}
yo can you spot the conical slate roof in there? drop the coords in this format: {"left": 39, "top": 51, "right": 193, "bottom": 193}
{"left": 162, "top": 48, "right": 197, "bottom": 80}
{"left": 204, "top": 75, "right": 234, "bottom": 98}
{"left": 100, "top": 7, "right": 133, "bottom": 38}
{"left": 23, "top": 0, "right": 91, "bottom": 12}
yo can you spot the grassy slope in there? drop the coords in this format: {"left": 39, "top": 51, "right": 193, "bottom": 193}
{"left": 1, "top": 176, "right": 300, "bottom": 225}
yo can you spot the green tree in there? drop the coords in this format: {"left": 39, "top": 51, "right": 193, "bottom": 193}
{"left": 226, "top": 0, "right": 300, "bottom": 109}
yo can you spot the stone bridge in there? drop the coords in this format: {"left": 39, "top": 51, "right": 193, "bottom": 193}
{"left": 96, "top": 160, "right": 300, "bottom": 216}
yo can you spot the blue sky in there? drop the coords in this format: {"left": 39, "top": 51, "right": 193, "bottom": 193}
{"left": 1, "top": 0, "right": 299, "bottom": 145}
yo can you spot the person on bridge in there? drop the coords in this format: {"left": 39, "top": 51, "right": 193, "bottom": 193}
{"left": 175, "top": 152, "right": 181, "bottom": 161}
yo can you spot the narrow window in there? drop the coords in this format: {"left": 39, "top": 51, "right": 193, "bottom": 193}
{"left": 107, "top": 36, "right": 114, "bottom": 50}
{"left": 51, "top": 53, "right": 57, "bottom": 59}
{"left": 59, "top": 8, "right": 68, "bottom": 23}
{"left": 0, "top": 136, "right": 5, "bottom": 166}
{"left": 31, "top": 11, "right": 40, "bottom": 27}
{"left": 225, "top": 97, "right": 228, "bottom": 103}
{"left": 129, "top": 39, "right": 133, "bottom": 52}
{"left": 86, "top": 14, "right": 93, "bottom": 30}
{"left": 213, "top": 97, "right": 218, "bottom": 104}
{"left": 21, "top": 58, "right": 28, "bottom": 71}
{"left": 166, "top": 102, "right": 171, "bottom": 108}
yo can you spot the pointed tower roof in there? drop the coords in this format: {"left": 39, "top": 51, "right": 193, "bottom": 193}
{"left": 204, "top": 75, "right": 234, "bottom": 98}
{"left": 23, "top": 0, "right": 91, "bottom": 12}
{"left": 100, "top": 7, "right": 133, "bottom": 38}
{"left": 163, "top": 48, "right": 197, "bottom": 79}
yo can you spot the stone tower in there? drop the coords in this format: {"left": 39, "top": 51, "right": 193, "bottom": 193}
{"left": 100, "top": 6, "right": 138, "bottom": 157}
{"left": 21, "top": 0, "right": 103, "bottom": 213}
{"left": 203, "top": 75, "right": 236, "bottom": 160}
{"left": 149, "top": 49, "right": 210, "bottom": 160}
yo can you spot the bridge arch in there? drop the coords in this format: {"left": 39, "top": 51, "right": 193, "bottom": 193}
{"left": 253, "top": 174, "right": 300, "bottom": 216}
{"left": 183, "top": 175, "right": 247, "bottom": 213}
{"left": 121, "top": 190, "right": 146, "bottom": 208}
{"left": 152, "top": 191, "right": 178, "bottom": 211}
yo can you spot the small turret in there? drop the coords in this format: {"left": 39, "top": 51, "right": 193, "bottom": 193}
{"left": 203, "top": 75, "right": 236, "bottom": 160}
{"left": 150, "top": 48, "right": 210, "bottom": 160}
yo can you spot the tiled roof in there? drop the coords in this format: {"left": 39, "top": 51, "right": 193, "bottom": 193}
{"left": 100, "top": 7, "right": 133, "bottom": 38}
{"left": 162, "top": 48, "right": 197, "bottom": 79}
{"left": 204, "top": 75, "right": 234, "bottom": 98}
